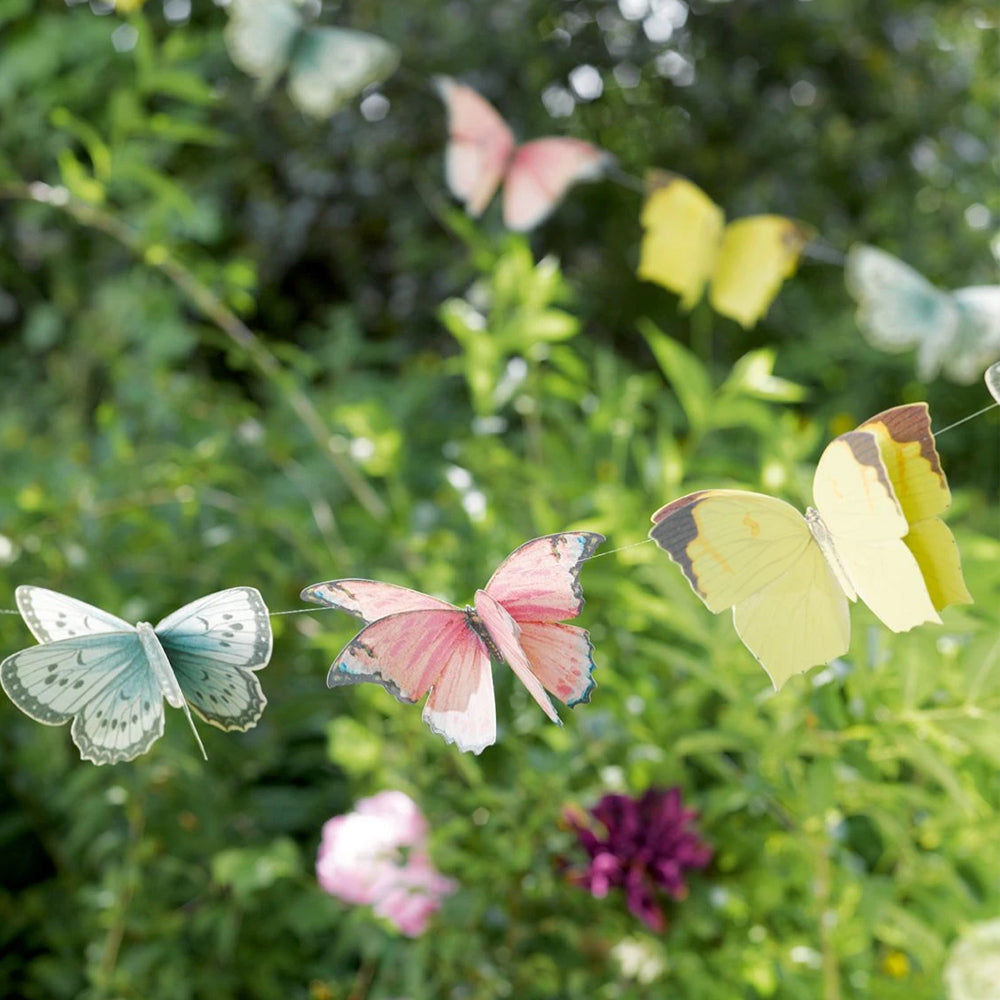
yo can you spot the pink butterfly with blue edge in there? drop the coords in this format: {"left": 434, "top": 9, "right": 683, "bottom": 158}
{"left": 301, "top": 532, "right": 604, "bottom": 753}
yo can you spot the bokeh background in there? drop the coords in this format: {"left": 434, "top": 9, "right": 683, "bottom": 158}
{"left": 0, "top": 1, "right": 998, "bottom": 997}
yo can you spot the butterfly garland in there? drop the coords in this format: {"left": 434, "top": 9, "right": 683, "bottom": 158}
{"left": 0, "top": 396, "right": 984, "bottom": 764}
{"left": 0, "top": 534, "right": 606, "bottom": 762}
{"left": 432, "top": 82, "right": 999, "bottom": 386}
{"left": 220, "top": 27, "right": 1000, "bottom": 386}
{"left": 0, "top": 68, "right": 992, "bottom": 763}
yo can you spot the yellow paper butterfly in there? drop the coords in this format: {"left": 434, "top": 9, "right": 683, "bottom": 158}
{"left": 637, "top": 171, "right": 812, "bottom": 328}
{"left": 649, "top": 403, "right": 971, "bottom": 688}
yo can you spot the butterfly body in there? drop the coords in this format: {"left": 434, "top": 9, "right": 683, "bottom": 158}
{"left": 650, "top": 405, "right": 970, "bottom": 688}
{"left": 436, "top": 77, "right": 610, "bottom": 231}
{"left": 803, "top": 505, "right": 858, "bottom": 600}
{"left": 304, "top": 532, "right": 604, "bottom": 753}
{"left": 135, "top": 621, "right": 186, "bottom": 710}
{"left": 1, "top": 587, "right": 273, "bottom": 765}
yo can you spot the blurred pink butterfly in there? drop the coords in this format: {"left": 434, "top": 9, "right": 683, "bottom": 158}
{"left": 436, "top": 76, "right": 611, "bottom": 231}
{"left": 301, "top": 532, "right": 604, "bottom": 754}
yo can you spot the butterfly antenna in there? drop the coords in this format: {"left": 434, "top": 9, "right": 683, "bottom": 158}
{"left": 140, "top": 623, "right": 210, "bottom": 761}
{"left": 179, "top": 699, "right": 208, "bottom": 761}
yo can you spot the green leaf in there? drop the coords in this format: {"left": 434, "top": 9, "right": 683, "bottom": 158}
{"left": 721, "top": 349, "right": 807, "bottom": 402}
{"left": 637, "top": 318, "right": 712, "bottom": 435}
{"left": 211, "top": 838, "right": 301, "bottom": 904}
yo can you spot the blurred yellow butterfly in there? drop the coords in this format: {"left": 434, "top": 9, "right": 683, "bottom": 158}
{"left": 637, "top": 171, "right": 812, "bottom": 328}
{"left": 649, "top": 403, "right": 971, "bottom": 688}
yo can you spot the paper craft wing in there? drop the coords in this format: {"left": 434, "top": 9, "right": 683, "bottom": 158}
{"left": 812, "top": 430, "right": 939, "bottom": 633}
{"left": 329, "top": 607, "right": 497, "bottom": 753}
{"left": 649, "top": 489, "right": 850, "bottom": 688}
{"left": 709, "top": 216, "right": 810, "bottom": 328}
{"left": 15, "top": 586, "right": 133, "bottom": 643}
{"left": 503, "top": 138, "right": 610, "bottom": 231}
{"left": 857, "top": 404, "right": 971, "bottom": 610}
{"left": 155, "top": 587, "right": 272, "bottom": 732}
{"left": 435, "top": 76, "right": 516, "bottom": 217}
{"left": 483, "top": 531, "right": 604, "bottom": 622}
{"left": 638, "top": 172, "right": 725, "bottom": 309}
{"left": 301, "top": 579, "right": 455, "bottom": 624}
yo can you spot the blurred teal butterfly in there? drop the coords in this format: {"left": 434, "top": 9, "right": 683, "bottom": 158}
{"left": 846, "top": 244, "right": 1000, "bottom": 384}
{"left": 224, "top": 0, "right": 400, "bottom": 119}
{"left": 0, "top": 586, "right": 272, "bottom": 765}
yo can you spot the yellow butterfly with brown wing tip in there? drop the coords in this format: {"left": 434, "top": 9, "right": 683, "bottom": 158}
{"left": 649, "top": 403, "right": 971, "bottom": 689}
{"left": 637, "top": 171, "right": 812, "bottom": 329}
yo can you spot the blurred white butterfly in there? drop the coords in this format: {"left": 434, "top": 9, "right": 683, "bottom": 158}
{"left": 0, "top": 587, "right": 273, "bottom": 765}
{"left": 224, "top": 0, "right": 399, "bottom": 119}
{"left": 845, "top": 244, "right": 1000, "bottom": 384}
{"left": 987, "top": 361, "right": 1000, "bottom": 404}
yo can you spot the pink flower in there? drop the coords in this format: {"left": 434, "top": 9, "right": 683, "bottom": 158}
{"left": 316, "top": 790, "right": 456, "bottom": 936}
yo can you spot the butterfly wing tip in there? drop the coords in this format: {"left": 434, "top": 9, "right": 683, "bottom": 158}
{"left": 299, "top": 585, "right": 324, "bottom": 605}
{"left": 326, "top": 665, "right": 354, "bottom": 688}
{"left": 567, "top": 675, "right": 597, "bottom": 707}
{"left": 425, "top": 720, "right": 493, "bottom": 755}
{"left": 432, "top": 75, "right": 453, "bottom": 97}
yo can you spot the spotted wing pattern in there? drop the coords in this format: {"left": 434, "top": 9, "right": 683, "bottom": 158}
{"left": 0, "top": 631, "right": 165, "bottom": 765}
{"left": 155, "top": 588, "right": 272, "bottom": 731}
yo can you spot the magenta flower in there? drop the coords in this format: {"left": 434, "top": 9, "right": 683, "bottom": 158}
{"left": 316, "top": 790, "right": 456, "bottom": 937}
{"left": 567, "top": 787, "right": 712, "bottom": 932}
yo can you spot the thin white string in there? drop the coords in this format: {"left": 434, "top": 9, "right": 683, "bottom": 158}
{"left": 269, "top": 606, "right": 335, "bottom": 617}
{"left": 935, "top": 402, "right": 997, "bottom": 437}
{"left": 589, "top": 538, "right": 654, "bottom": 559}
{"left": 0, "top": 396, "right": 992, "bottom": 620}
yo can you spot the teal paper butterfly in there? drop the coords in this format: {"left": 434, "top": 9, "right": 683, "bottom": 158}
{"left": 0, "top": 586, "right": 272, "bottom": 765}
{"left": 846, "top": 244, "right": 1000, "bottom": 384}
{"left": 224, "top": 0, "right": 400, "bottom": 119}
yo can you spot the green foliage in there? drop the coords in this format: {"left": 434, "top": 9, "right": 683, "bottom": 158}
{"left": 0, "top": 2, "right": 998, "bottom": 1000}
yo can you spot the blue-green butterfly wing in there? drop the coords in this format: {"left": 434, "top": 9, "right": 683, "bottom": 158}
{"left": 155, "top": 587, "right": 272, "bottom": 732}
{"left": 15, "top": 585, "right": 133, "bottom": 643}
{"left": 0, "top": 631, "right": 165, "bottom": 765}
{"left": 947, "top": 286, "right": 1000, "bottom": 383}
{"left": 287, "top": 26, "right": 400, "bottom": 118}
{"left": 845, "top": 243, "right": 960, "bottom": 379}
{"left": 224, "top": 0, "right": 302, "bottom": 94}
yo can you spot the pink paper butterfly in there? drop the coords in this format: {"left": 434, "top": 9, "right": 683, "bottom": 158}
{"left": 301, "top": 532, "right": 604, "bottom": 754}
{"left": 436, "top": 76, "right": 611, "bottom": 232}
